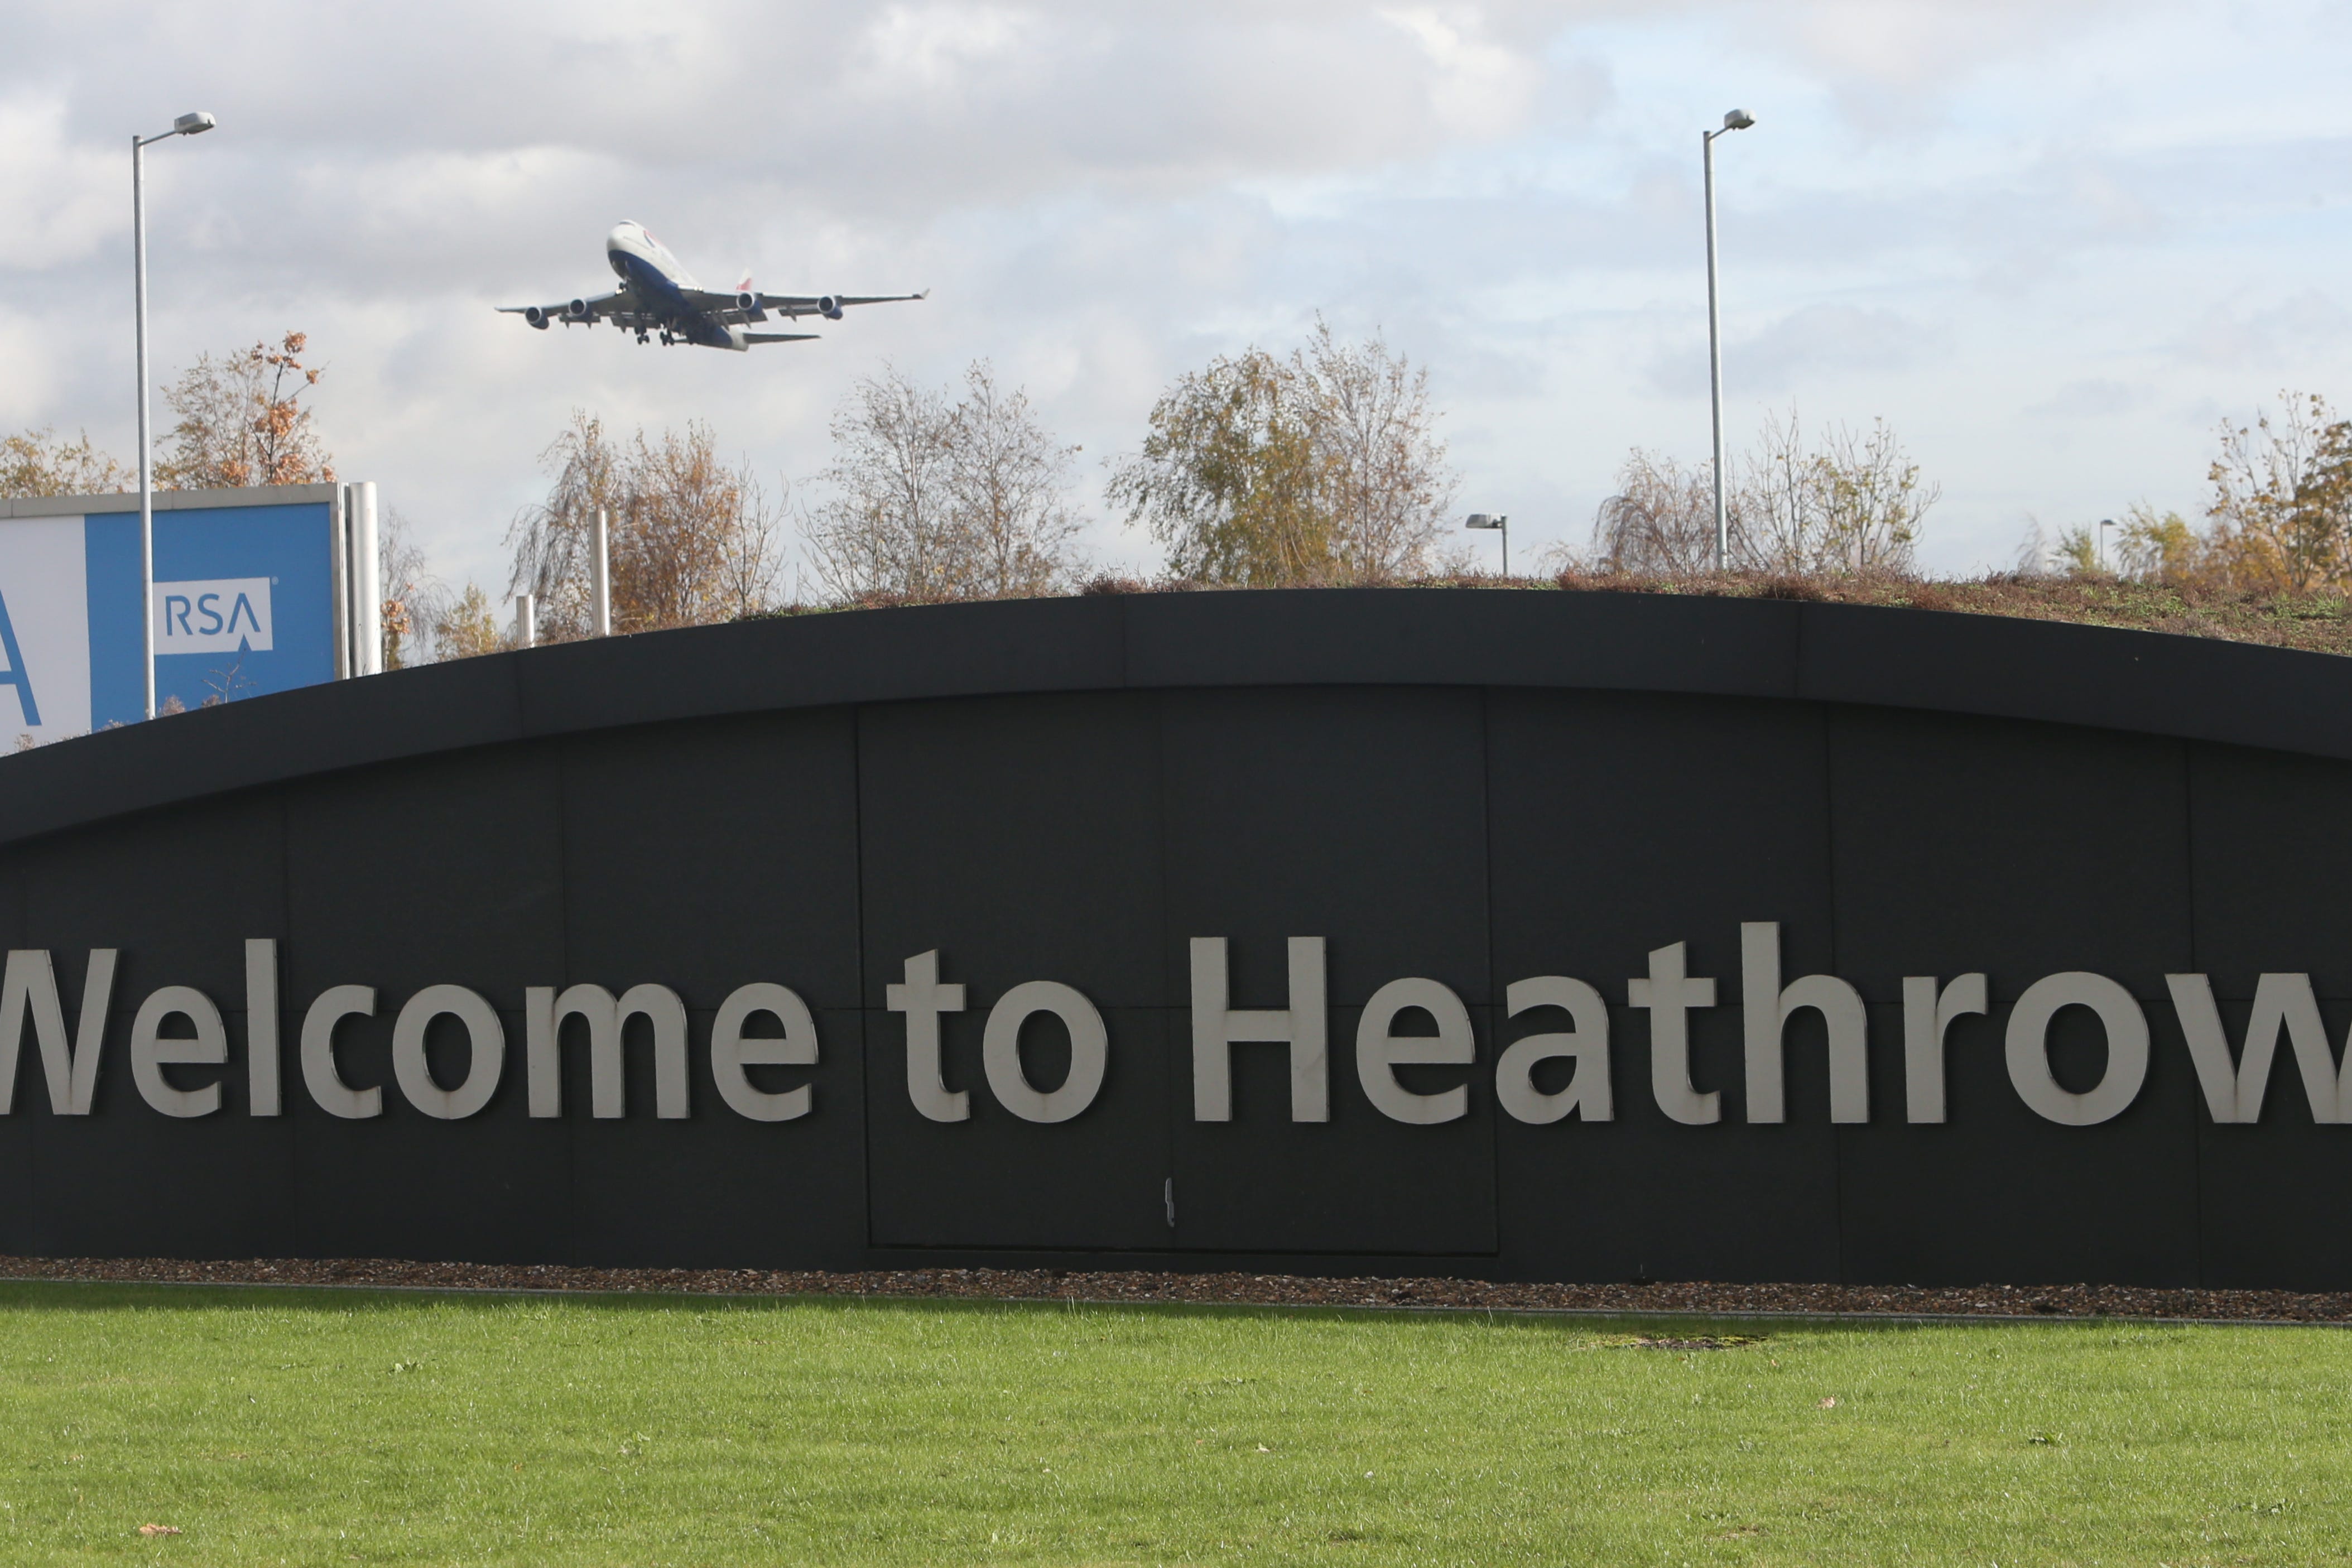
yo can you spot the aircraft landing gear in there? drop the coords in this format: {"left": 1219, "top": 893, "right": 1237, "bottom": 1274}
{"left": 660, "top": 330, "right": 674, "bottom": 346}
{"left": 636, "top": 331, "right": 650, "bottom": 344}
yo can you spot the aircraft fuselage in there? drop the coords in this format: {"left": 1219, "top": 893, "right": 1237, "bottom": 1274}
{"left": 604, "top": 221, "right": 747, "bottom": 350}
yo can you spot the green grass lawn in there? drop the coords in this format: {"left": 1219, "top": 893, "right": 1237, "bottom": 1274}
{"left": 1, "top": 1282, "right": 2348, "bottom": 1565}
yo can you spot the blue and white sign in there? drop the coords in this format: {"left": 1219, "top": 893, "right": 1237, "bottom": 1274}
{"left": 0, "top": 516, "right": 91, "bottom": 743}
{"left": 0, "top": 489, "right": 345, "bottom": 743}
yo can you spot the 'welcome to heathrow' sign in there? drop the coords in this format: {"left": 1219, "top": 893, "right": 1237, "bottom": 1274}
{"left": 4, "top": 587, "right": 2350, "bottom": 1286}
{"left": 4, "top": 926, "right": 2340, "bottom": 1132}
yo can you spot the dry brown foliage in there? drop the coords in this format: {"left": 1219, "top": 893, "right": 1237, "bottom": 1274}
{"left": 430, "top": 583, "right": 510, "bottom": 660}
{"left": 0, "top": 427, "right": 131, "bottom": 498}
{"left": 378, "top": 508, "right": 450, "bottom": 669}
{"left": 1580, "top": 413, "right": 1935, "bottom": 577}
{"left": 802, "top": 361, "right": 1087, "bottom": 602}
{"left": 2201, "top": 391, "right": 2352, "bottom": 591}
{"left": 503, "top": 412, "right": 782, "bottom": 642}
{"left": 157, "top": 331, "right": 335, "bottom": 490}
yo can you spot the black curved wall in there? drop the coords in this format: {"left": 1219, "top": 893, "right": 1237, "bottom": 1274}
{"left": 4, "top": 588, "right": 2352, "bottom": 1288}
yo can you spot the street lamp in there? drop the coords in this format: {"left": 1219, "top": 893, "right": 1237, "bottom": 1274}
{"left": 1703, "top": 107, "right": 1754, "bottom": 573}
{"left": 133, "top": 109, "right": 216, "bottom": 721}
{"left": 2098, "top": 517, "right": 2117, "bottom": 574}
{"left": 1466, "top": 512, "right": 1510, "bottom": 576}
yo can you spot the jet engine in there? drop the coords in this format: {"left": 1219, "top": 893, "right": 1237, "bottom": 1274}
{"left": 522, "top": 306, "right": 550, "bottom": 329}
{"left": 737, "top": 291, "right": 757, "bottom": 311}
{"left": 819, "top": 295, "right": 845, "bottom": 320}
{"left": 566, "top": 298, "right": 593, "bottom": 321}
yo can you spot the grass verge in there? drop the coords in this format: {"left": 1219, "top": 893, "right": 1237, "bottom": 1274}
{"left": 2, "top": 1281, "right": 2348, "bottom": 1565}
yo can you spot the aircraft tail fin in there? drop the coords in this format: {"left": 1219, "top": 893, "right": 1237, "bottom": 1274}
{"left": 737, "top": 270, "right": 754, "bottom": 294}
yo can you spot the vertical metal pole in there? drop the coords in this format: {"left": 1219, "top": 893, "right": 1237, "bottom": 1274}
{"left": 354, "top": 480, "right": 381, "bottom": 674}
{"left": 516, "top": 593, "right": 536, "bottom": 649}
{"left": 1704, "top": 128, "right": 1728, "bottom": 574}
{"left": 133, "top": 134, "right": 156, "bottom": 719}
{"left": 1501, "top": 517, "right": 1509, "bottom": 578}
{"left": 592, "top": 506, "right": 611, "bottom": 636}
{"left": 329, "top": 485, "right": 351, "bottom": 679}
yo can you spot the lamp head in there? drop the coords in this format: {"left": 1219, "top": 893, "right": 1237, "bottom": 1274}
{"left": 172, "top": 112, "right": 217, "bottom": 136}
{"left": 1722, "top": 109, "right": 1755, "bottom": 131}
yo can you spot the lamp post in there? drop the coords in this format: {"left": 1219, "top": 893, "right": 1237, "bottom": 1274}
{"left": 1704, "top": 107, "right": 1754, "bottom": 573}
{"left": 134, "top": 109, "right": 216, "bottom": 721}
{"left": 2098, "top": 517, "right": 2117, "bottom": 574}
{"left": 1466, "top": 513, "right": 1510, "bottom": 575}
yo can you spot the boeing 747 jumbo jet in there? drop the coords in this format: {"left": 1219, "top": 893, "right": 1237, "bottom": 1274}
{"left": 499, "top": 221, "right": 926, "bottom": 350}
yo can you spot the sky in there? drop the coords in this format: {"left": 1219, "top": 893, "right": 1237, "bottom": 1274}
{"left": 2, "top": 0, "right": 2349, "bottom": 595}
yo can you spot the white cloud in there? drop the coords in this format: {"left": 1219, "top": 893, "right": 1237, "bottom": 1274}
{"left": 0, "top": 90, "right": 118, "bottom": 267}
{"left": 1381, "top": 8, "right": 1542, "bottom": 137}
{"left": 2026, "top": 378, "right": 2149, "bottom": 421}
{"left": 0, "top": 310, "right": 60, "bottom": 424}
{"left": 855, "top": 4, "right": 1046, "bottom": 92}
{"left": 2168, "top": 290, "right": 2352, "bottom": 373}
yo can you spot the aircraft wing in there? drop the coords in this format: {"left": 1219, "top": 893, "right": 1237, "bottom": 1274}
{"left": 768, "top": 290, "right": 930, "bottom": 318}
{"left": 677, "top": 287, "right": 929, "bottom": 323}
{"left": 496, "top": 290, "right": 627, "bottom": 325}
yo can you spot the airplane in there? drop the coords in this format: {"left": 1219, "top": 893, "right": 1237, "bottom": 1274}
{"left": 498, "top": 220, "right": 926, "bottom": 351}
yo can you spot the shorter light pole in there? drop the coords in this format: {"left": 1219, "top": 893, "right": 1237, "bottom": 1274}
{"left": 133, "top": 109, "right": 217, "bottom": 720}
{"left": 514, "top": 593, "right": 537, "bottom": 649}
{"left": 2098, "top": 517, "right": 2117, "bottom": 574}
{"left": 1466, "top": 512, "right": 1510, "bottom": 575}
{"left": 1704, "top": 107, "right": 1755, "bottom": 572}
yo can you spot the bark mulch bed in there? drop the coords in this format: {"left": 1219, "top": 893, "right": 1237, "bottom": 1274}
{"left": 2, "top": 1254, "right": 2348, "bottom": 1325}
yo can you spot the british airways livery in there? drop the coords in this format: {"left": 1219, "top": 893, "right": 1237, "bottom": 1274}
{"left": 499, "top": 222, "right": 926, "bottom": 351}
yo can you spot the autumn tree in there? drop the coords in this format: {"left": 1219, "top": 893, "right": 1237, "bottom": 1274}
{"left": 1583, "top": 414, "right": 1934, "bottom": 578}
{"left": 1582, "top": 449, "right": 1721, "bottom": 574}
{"left": 507, "top": 411, "right": 623, "bottom": 638}
{"left": 1108, "top": 348, "right": 1324, "bottom": 585}
{"left": 2033, "top": 504, "right": 2206, "bottom": 581}
{"left": 801, "top": 371, "right": 959, "bottom": 600}
{"left": 157, "top": 331, "right": 335, "bottom": 489}
{"left": 2202, "top": 392, "right": 2352, "bottom": 591}
{"left": 506, "top": 412, "right": 783, "bottom": 639}
{"left": 1109, "top": 323, "right": 1455, "bottom": 586}
{"left": 431, "top": 583, "right": 510, "bottom": 660}
{"left": 1298, "top": 321, "right": 1456, "bottom": 579}
{"left": 1737, "top": 409, "right": 1936, "bottom": 575}
{"left": 6, "top": 334, "right": 329, "bottom": 501}
{"left": 2048, "top": 522, "right": 2101, "bottom": 575}
{"left": 378, "top": 508, "right": 451, "bottom": 669}
{"left": 802, "top": 361, "right": 1087, "bottom": 601}
{"left": 2115, "top": 503, "right": 2205, "bottom": 581}
{"left": 1, "top": 427, "right": 131, "bottom": 498}
{"left": 2034, "top": 395, "right": 2352, "bottom": 591}
{"left": 942, "top": 363, "right": 1087, "bottom": 597}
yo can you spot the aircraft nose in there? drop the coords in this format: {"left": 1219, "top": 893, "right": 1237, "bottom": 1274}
{"left": 605, "top": 222, "right": 637, "bottom": 252}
